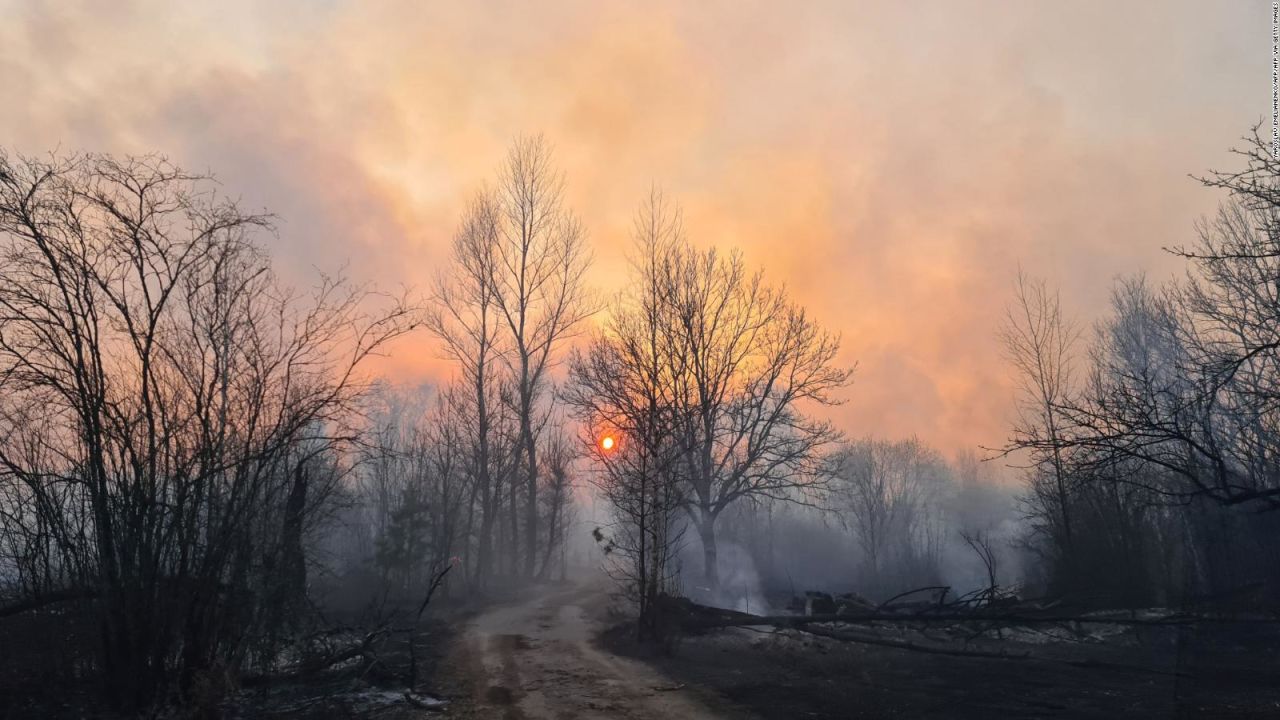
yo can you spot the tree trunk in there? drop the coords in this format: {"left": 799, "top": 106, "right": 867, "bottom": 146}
{"left": 509, "top": 470, "right": 520, "bottom": 579}
{"left": 280, "top": 461, "right": 308, "bottom": 620}
{"left": 537, "top": 479, "right": 561, "bottom": 580}
{"left": 698, "top": 514, "right": 719, "bottom": 589}
{"left": 522, "top": 389, "right": 538, "bottom": 579}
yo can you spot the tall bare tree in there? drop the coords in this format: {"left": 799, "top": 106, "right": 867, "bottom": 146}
{"left": 425, "top": 192, "right": 511, "bottom": 590}
{"left": 999, "top": 271, "right": 1080, "bottom": 554}
{"left": 489, "top": 136, "right": 592, "bottom": 578}
{"left": 572, "top": 189, "right": 851, "bottom": 589}
{"left": 668, "top": 232, "right": 851, "bottom": 588}
{"left": 565, "top": 192, "right": 689, "bottom": 638}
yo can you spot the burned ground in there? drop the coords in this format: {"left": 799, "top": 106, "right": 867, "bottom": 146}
{"left": 603, "top": 614, "right": 1280, "bottom": 718}
{"left": 0, "top": 597, "right": 469, "bottom": 719}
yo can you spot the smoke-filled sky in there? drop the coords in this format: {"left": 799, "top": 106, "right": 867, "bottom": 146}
{"left": 0, "top": 0, "right": 1267, "bottom": 456}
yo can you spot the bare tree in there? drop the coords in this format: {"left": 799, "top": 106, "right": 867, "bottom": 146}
{"left": 564, "top": 192, "right": 689, "bottom": 640}
{"left": 419, "top": 384, "right": 472, "bottom": 591}
{"left": 0, "top": 150, "right": 416, "bottom": 709}
{"left": 425, "top": 193, "right": 512, "bottom": 590}
{"left": 569, "top": 189, "right": 851, "bottom": 592}
{"left": 959, "top": 529, "right": 999, "bottom": 593}
{"left": 835, "top": 437, "right": 949, "bottom": 593}
{"left": 999, "top": 271, "right": 1081, "bottom": 557}
{"left": 537, "top": 427, "right": 576, "bottom": 581}
{"left": 489, "top": 137, "right": 592, "bottom": 579}
{"left": 357, "top": 383, "right": 471, "bottom": 600}
{"left": 426, "top": 139, "right": 591, "bottom": 586}
{"left": 662, "top": 208, "right": 851, "bottom": 589}
{"left": 1033, "top": 132, "right": 1280, "bottom": 512}
{"left": 997, "top": 131, "right": 1280, "bottom": 604}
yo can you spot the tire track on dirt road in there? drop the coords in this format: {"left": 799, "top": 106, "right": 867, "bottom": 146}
{"left": 441, "top": 579, "right": 744, "bottom": 719}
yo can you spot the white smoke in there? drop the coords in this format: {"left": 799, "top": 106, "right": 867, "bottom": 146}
{"left": 682, "top": 539, "right": 770, "bottom": 614}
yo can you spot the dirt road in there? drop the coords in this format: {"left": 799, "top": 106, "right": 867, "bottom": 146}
{"left": 440, "top": 580, "right": 740, "bottom": 720}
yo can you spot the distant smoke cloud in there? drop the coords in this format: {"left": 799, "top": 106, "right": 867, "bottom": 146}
{"left": 0, "top": 0, "right": 1262, "bottom": 458}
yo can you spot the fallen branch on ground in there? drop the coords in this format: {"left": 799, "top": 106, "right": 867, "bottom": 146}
{"left": 797, "top": 624, "right": 1029, "bottom": 660}
{"left": 242, "top": 628, "right": 391, "bottom": 684}
{"left": 407, "top": 561, "right": 455, "bottom": 687}
{"left": 674, "top": 598, "right": 1202, "bottom": 674}
{"left": 684, "top": 609, "right": 1280, "bottom": 630}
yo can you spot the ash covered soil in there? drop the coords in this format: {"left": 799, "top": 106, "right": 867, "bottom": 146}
{"left": 11, "top": 580, "right": 1280, "bottom": 719}
{"left": 436, "top": 578, "right": 1280, "bottom": 719}
{"left": 602, "top": 610, "right": 1280, "bottom": 719}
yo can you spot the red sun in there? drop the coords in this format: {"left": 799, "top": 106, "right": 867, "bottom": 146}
{"left": 600, "top": 435, "right": 616, "bottom": 452}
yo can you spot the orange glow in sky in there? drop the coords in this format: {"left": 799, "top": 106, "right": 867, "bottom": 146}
{"left": 600, "top": 436, "right": 616, "bottom": 452}
{"left": 0, "top": 1, "right": 1261, "bottom": 466}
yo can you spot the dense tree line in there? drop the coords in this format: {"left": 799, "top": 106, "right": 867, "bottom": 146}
{"left": 714, "top": 441, "right": 1017, "bottom": 606}
{"left": 0, "top": 139, "right": 591, "bottom": 712}
{"left": 1005, "top": 130, "right": 1280, "bottom": 607}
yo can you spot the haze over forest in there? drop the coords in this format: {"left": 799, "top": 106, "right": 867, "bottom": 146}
{"left": 2, "top": 2, "right": 1279, "bottom": 718}
{"left": 1, "top": 0, "right": 1264, "bottom": 455}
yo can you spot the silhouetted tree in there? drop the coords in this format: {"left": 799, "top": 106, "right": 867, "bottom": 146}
{"left": 488, "top": 137, "right": 592, "bottom": 579}
{"left": 1000, "top": 271, "right": 1081, "bottom": 561}
{"left": 0, "top": 150, "right": 416, "bottom": 710}
{"left": 570, "top": 189, "right": 852, "bottom": 591}
{"left": 425, "top": 193, "right": 512, "bottom": 590}
{"left": 565, "top": 192, "right": 689, "bottom": 639}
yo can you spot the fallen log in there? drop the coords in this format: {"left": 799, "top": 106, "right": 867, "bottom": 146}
{"left": 797, "top": 624, "right": 1029, "bottom": 660}
{"left": 683, "top": 609, "right": 1280, "bottom": 629}
{"left": 875, "top": 585, "right": 950, "bottom": 611}
{"left": 694, "top": 606, "right": 1197, "bottom": 674}
{"left": 295, "top": 630, "right": 388, "bottom": 675}
{"left": 242, "top": 628, "right": 390, "bottom": 684}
